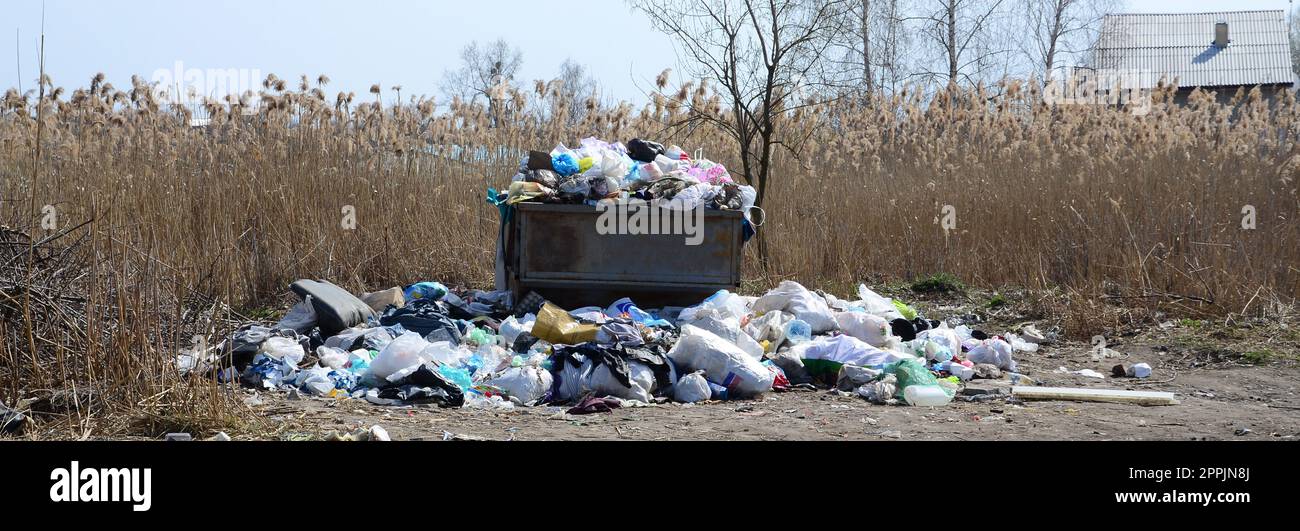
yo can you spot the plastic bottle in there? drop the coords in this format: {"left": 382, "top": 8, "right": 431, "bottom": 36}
{"left": 903, "top": 385, "right": 953, "bottom": 406}
{"left": 784, "top": 319, "right": 812, "bottom": 344}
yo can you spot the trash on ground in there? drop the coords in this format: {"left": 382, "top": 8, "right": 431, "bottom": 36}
{"left": 1111, "top": 363, "right": 1153, "bottom": 379}
{"left": 673, "top": 371, "right": 712, "bottom": 403}
{"left": 180, "top": 263, "right": 1183, "bottom": 415}
{"left": 1130, "top": 363, "right": 1153, "bottom": 379}
{"left": 0, "top": 401, "right": 26, "bottom": 435}
{"left": 1057, "top": 367, "right": 1107, "bottom": 379}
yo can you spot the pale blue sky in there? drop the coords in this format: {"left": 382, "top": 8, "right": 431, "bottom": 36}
{"left": 2, "top": 0, "right": 1294, "bottom": 105}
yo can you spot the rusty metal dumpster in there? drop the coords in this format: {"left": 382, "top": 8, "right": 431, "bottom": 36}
{"left": 502, "top": 202, "right": 743, "bottom": 309}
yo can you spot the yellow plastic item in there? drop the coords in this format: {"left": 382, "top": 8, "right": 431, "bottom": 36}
{"left": 892, "top": 300, "right": 918, "bottom": 320}
{"left": 532, "top": 303, "right": 600, "bottom": 346}
{"left": 578, "top": 157, "right": 595, "bottom": 173}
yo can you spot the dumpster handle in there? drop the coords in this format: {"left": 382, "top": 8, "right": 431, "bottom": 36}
{"left": 746, "top": 206, "right": 767, "bottom": 228}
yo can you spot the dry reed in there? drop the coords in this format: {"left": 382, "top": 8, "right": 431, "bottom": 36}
{"left": 1, "top": 73, "right": 1296, "bottom": 437}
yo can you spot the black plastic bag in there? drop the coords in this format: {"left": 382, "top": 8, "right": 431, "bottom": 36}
{"left": 224, "top": 325, "right": 307, "bottom": 370}
{"left": 380, "top": 365, "right": 465, "bottom": 407}
{"left": 379, "top": 300, "right": 463, "bottom": 345}
{"left": 442, "top": 291, "right": 510, "bottom": 321}
{"left": 512, "top": 332, "right": 540, "bottom": 354}
{"left": 627, "top": 138, "right": 665, "bottom": 163}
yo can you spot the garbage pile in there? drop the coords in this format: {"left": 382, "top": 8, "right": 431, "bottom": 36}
{"left": 499, "top": 137, "right": 759, "bottom": 216}
{"left": 180, "top": 279, "right": 1046, "bottom": 411}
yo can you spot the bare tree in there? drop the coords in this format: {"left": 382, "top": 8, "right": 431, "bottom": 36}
{"left": 917, "top": 0, "right": 1011, "bottom": 87}
{"left": 440, "top": 39, "right": 523, "bottom": 124}
{"left": 556, "top": 58, "right": 600, "bottom": 125}
{"left": 631, "top": 0, "right": 851, "bottom": 266}
{"left": 1021, "top": 0, "right": 1116, "bottom": 84}
{"left": 873, "top": 0, "right": 916, "bottom": 93}
{"left": 830, "top": 0, "right": 915, "bottom": 95}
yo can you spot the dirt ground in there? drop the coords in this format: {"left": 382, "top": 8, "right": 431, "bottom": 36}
{"left": 246, "top": 323, "right": 1300, "bottom": 442}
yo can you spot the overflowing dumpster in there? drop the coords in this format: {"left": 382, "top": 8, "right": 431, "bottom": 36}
{"left": 503, "top": 202, "right": 744, "bottom": 309}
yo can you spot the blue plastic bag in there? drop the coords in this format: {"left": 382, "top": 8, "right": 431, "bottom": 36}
{"left": 552, "top": 153, "right": 580, "bottom": 176}
{"left": 404, "top": 282, "right": 448, "bottom": 302}
{"left": 608, "top": 297, "right": 672, "bottom": 328}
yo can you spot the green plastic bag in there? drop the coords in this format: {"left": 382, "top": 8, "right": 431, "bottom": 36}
{"left": 883, "top": 359, "right": 952, "bottom": 400}
{"left": 892, "top": 300, "right": 918, "bottom": 321}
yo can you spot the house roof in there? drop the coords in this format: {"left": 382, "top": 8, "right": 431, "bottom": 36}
{"left": 1091, "top": 10, "right": 1295, "bottom": 89}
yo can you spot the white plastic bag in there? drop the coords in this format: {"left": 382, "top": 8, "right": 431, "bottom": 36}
{"left": 550, "top": 143, "right": 577, "bottom": 159}
{"left": 751, "top": 281, "right": 838, "bottom": 333}
{"left": 465, "top": 392, "right": 516, "bottom": 411}
{"left": 660, "top": 183, "right": 708, "bottom": 211}
{"left": 488, "top": 366, "right": 553, "bottom": 404}
{"left": 569, "top": 306, "right": 609, "bottom": 324}
{"left": 1005, "top": 333, "right": 1040, "bottom": 353}
{"left": 679, "top": 290, "right": 751, "bottom": 322}
{"left": 471, "top": 345, "right": 511, "bottom": 383}
{"left": 294, "top": 365, "right": 336, "bottom": 396}
{"left": 967, "top": 338, "right": 1017, "bottom": 372}
{"left": 638, "top": 162, "right": 664, "bottom": 182}
{"left": 654, "top": 154, "right": 687, "bottom": 174}
{"left": 369, "top": 332, "right": 433, "bottom": 381}
{"left": 792, "top": 335, "right": 912, "bottom": 369}
{"left": 588, "top": 361, "right": 657, "bottom": 403}
{"left": 276, "top": 296, "right": 318, "bottom": 332}
{"left": 599, "top": 149, "right": 632, "bottom": 180}
{"left": 498, "top": 314, "right": 536, "bottom": 345}
{"left": 834, "top": 312, "right": 891, "bottom": 347}
{"left": 680, "top": 310, "right": 765, "bottom": 360}
{"left": 673, "top": 371, "right": 712, "bottom": 403}
{"left": 581, "top": 150, "right": 606, "bottom": 178}
{"left": 855, "top": 285, "right": 903, "bottom": 319}
{"left": 667, "top": 325, "right": 774, "bottom": 398}
{"left": 738, "top": 186, "right": 757, "bottom": 212}
{"left": 259, "top": 337, "right": 305, "bottom": 366}
{"left": 744, "top": 310, "right": 792, "bottom": 346}
{"left": 917, "top": 326, "right": 962, "bottom": 359}
{"left": 316, "top": 346, "right": 350, "bottom": 370}
{"left": 420, "top": 341, "right": 469, "bottom": 368}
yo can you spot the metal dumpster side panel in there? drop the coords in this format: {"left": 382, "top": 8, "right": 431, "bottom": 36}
{"left": 507, "top": 202, "right": 742, "bottom": 308}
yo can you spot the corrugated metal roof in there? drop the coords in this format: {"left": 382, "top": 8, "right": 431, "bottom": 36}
{"left": 1091, "top": 10, "right": 1295, "bottom": 89}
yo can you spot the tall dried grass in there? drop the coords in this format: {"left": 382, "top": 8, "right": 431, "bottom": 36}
{"left": 1, "top": 73, "right": 1296, "bottom": 436}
